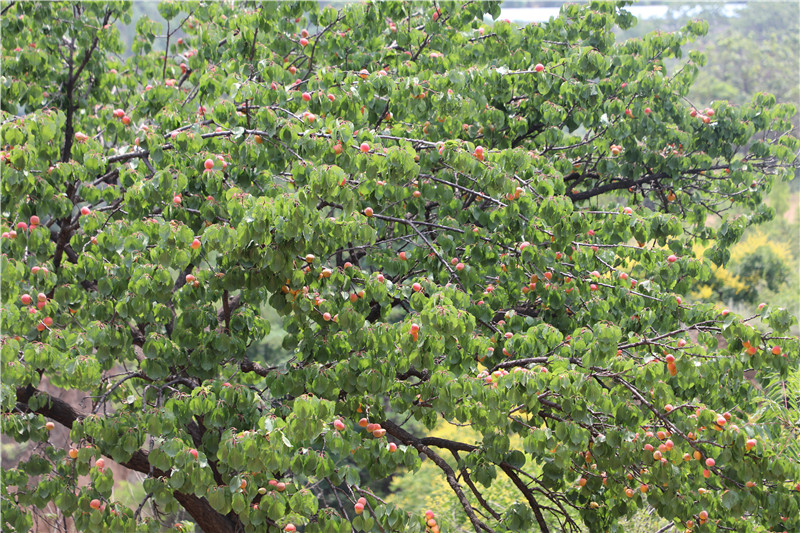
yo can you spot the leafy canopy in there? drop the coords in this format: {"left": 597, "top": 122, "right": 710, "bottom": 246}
{"left": 1, "top": 1, "right": 799, "bottom": 532}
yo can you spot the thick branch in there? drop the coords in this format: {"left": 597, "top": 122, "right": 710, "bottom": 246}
{"left": 498, "top": 463, "right": 551, "bottom": 533}
{"left": 566, "top": 172, "right": 666, "bottom": 202}
{"left": 14, "top": 386, "right": 237, "bottom": 533}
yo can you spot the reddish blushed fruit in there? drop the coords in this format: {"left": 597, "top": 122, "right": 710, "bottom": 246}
{"left": 45, "top": 421, "right": 55, "bottom": 431}
{"left": 191, "top": 238, "right": 201, "bottom": 250}
{"left": 122, "top": 116, "right": 131, "bottom": 125}
{"left": 81, "top": 206, "right": 91, "bottom": 216}
{"left": 746, "top": 438, "right": 756, "bottom": 451}
{"left": 38, "top": 292, "right": 47, "bottom": 302}
{"left": 189, "top": 448, "right": 198, "bottom": 459}
{"left": 96, "top": 458, "right": 105, "bottom": 469}
{"left": 665, "top": 404, "right": 673, "bottom": 412}
{"left": 665, "top": 354, "right": 675, "bottom": 363}
{"left": 299, "top": 37, "right": 309, "bottom": 46}
{"left": 456, "top": 262, "right": 465, "bottom": 271}
{"left": 644, "top": 107, "right": 651, "bottom": 115}
{"left": 302, "top": 92, "right": 311, "bottom": 101}
{"left": 173, "top": 196, "right": 182, "bottom": 205}
{"left": 667, "top": 254, "right": 677, "bottom": 263}
{"left": 333, "top": 419, "right": 345, "bottom": 431}
{"left": 284, "top": 525, "right": 296, "bottom": 532}
{"left": 705, "top": 457, "right": 715, "bottom": 467}
{"left": 772, "top": 346, "right": 781, "bottom": 355}
{"left": 354, "top": 503, "right": 364, "bottom": 514}
{"left": 90, "top": 499, "right": 101, "bottom": 510}
{"left": 399, "top": 251, "right": 407, "bottom": 261}
{"left": 364, "top": 207, "right": 373, "bottom": 217}
{"left": 653, "top": 450, "right": 662, "bottom": 460}
{"left": 358, "top": 418, "right": 369, "bottom": 427}
{"left": 388, "top": 442, "right": 397, "bottom": 452}
{"left": 21, "top": 294, "right": 32, "bottom": 305}
{"left": 204, "top": 159, "right": 214, "bottom": 170}
{"left": 410, "top": 323, "right": 420, "bottom": 334}
{"left": 534, "top": 63, "right": 544, "bottom": 72}
{"left": 360, "top": 142, "right": 369, "bottom": 153}
{"left": 323, "top": 312, "right": 332, "bottom": 321}
{"left": 412, "top": 282, "right": 422, "bottom": 292}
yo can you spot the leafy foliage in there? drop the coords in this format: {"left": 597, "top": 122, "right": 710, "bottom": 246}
{"left": 1, "top": 1, "right": 799, "bottom": 532}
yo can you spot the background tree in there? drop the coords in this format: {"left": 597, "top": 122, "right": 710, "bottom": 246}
{"left": 2, "top": 1, "right": 799, "bottom": 533}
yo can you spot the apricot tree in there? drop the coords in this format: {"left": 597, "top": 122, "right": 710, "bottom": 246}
{"left": 2, "top": 1, "right": 799, "bottom": 532}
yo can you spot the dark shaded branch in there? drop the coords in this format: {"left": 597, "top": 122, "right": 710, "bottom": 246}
{"left": 382, "top": 420, "right": 495, "bottom": 533}
{"left": 395, "top": 366, "right": 429, "bottom": 382}
{"left": 498, "top": 463, "right": 550, "bottom": 533}
{"left": 566, "top": 172, "right": 666, "bottom": 202}
{"left": 240, "top": 358, "right": 276, "bottom": 376}
{"left": 453, "top": 450, "right": 503, "bottom": 521}
{"left": 14, "top": 385, "right": 237, "bottom": 533}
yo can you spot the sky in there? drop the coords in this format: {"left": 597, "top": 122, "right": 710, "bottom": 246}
{"left": 499, "top": 3, "right": 747, "bottom": 23}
